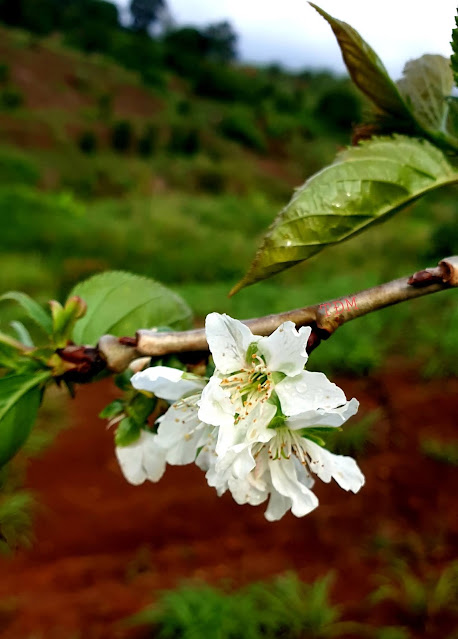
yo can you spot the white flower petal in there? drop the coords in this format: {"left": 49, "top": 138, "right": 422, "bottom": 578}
{"left": 276, "top": 370, "right": 347, "bottom": 416}
{"left": 228, "top": 475, "right": 268, "bottom": 506}
{"left": 115, "top": 439, "right": 146, "bottom": 486}
{"left": 198, "top": 376, "right": 234, "bottom": 428}
{"left": 304, "top": 439, "right": 365, "bottom": 493}
{"left": 115, "top": 431, "right": 165, "bottom": 485}
{"left": 269, "top": 457, "right": 319, "bottom": 518}
{"left": 131, "top": 366, "right": 204, "bottom": 402}
{"left": 142, "top": 436, "right": 167, "bottom": 481}
{"left": 155, "top": 395, "right": 214, "bottom": 466}
{"left": 205, "top": 312, "right": 257, "bottom": 375}
{"left": 287, "top": 397, "right": 359, "bottom": 430}
{"left": 264, "top": 490, "right": 293, "bottom": 522}
{"left": 258, "top": 322, "right": 311, "bottom": 376}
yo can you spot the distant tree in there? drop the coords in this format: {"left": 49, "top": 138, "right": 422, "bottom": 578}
{"left": 129, "top": 0, "right": 165, "bottom": 33}
{"left": 204, "top": 21, "right": 237, "bottom": 62}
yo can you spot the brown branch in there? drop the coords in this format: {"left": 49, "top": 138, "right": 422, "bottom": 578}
{"left": 97, "top": 256, "right": 458, "bottom": 372}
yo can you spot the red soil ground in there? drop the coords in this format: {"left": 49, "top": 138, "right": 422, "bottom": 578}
{"left": 0, "top": 369, "right": 457, "bottom": 639}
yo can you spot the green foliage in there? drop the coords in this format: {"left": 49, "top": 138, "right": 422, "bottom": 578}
{"left": 376, "top": 628, "right": 410, "bottom": 639}
{"left": 167, "top": 123, "right": 200, "bottom": 155}
{"left": 233, "top": 136, "right": 458, "bottom": 292}
{"left": 0, "top": 86, "right": 23, "bottom": 109}
{"left": 0, "top": 146, "right": 40, "bottom": 187}
{"left": 0, "top": 291, "right": 53, "bottom": 335}
{"left": 219, "top": 108, "right": 267, "bottom": 152}
{"left": 70, "top": 271, "right": 193, "bottom": 346}
{"left": 0, "top": 62, "right": 9, "bottom": 84}
{"left": 420, "top": 438, "right": 458, "bottom": 466}
{"left": 371, "top": 561, "right": 458, "bottom": 621}
{"left": 78, "top": 130, "right": 98, "bottom": 154}
{"left": 451, "top": 10, "right": 458, "bottom": 86}
{"left": 315, "top": 86, "right": 362, "bottom": 132}
{"left": 0, "top": 491, "right": 35, "bottom": 552}
{"left": 111, "top": 120, "right": 134, "bottom": 153}
{"left": 137, "top": 124, "right": 157, "bottom": 157}
{"left": 0, "top": 372, "right": 49, "bottom": 467}
{"left": 127, "top": 572, "right": 342, "bottom": 639}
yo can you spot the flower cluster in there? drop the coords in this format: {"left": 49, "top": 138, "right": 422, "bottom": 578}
{"left": 114, "top": 313, "right": 365, "bottom": 521}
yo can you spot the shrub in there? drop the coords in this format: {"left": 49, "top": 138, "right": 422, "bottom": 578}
{"left": 97, "top": 92, "right": 113, "bottom": 121}
{"left": 219, "top": 109, "right": 267, "bottom": 153}
{"left": 137, "top": 124, "right": 158, "bottom": 157}
{"left": 0, "top": 147, "right": 40, "bottom": 186}
{"left": 315, "top": 86, "right": 362, "bottom": 131}
{"left": 0, "top": 87, "right": 23, "bottom": 109}
{"left": 78, "top": 130, "right": 98, "bottom": 154}
{"left": 125, "top": 572, "right": 341, "bottom": 639}
{"left": 0, "top": 63, "right": 9, "bottom": 84}
{"left": 111, "top": 120, "right": 133, "bottom": 153}
{"left": 167, "top": 124, "right": 200, "bottom": 155}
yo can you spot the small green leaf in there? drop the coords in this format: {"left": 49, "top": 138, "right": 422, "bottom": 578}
{"left": 115, "top": 417, "right": 141, "bottom": 447}
{"left": 309, "top": 3, "right": 413, "bottom": 124}
{"left": 70, "top": 271, "right": 193, "bottom": 346}
{"left": 397, "top": 54, "right": 458, "bottom": 150}
{"left": 0, "top": 292, "right": 53, "bottom": 335}
{"left": 99, "top": 399, "right": 125, "bottom": 420}
{"left": 0, "top": 371, "right": 50, "bottom": 467}
{"left": 233, "top": 135, "right": 458, "bottom": 291}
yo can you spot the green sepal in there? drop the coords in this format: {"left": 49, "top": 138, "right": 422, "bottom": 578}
{"left": 271, "top": 371, "right": 286, "bottom": 385}
{"left": 268, "top": 415, "right": 287, "bottom": 430}
{"left": 301, "top": 427, "right": 343, "bottom": 435}
{"left": 300, "top": 431, "right": 326, "bottom": 447}
{"left": 99, "top": 399, "right": 125, "bottom": 420}
{"left": 115, "top": 417, "right": 141, "bottom": 447}
{"left": 245, "top": 342, "right": 260, "bottom": 364}
{"left": 126, "top": 393, "right": 156, "bottom": 426}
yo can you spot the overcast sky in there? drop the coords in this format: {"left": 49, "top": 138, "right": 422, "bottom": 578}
{"left": 116, "top": 0, "right": 456, "bottom": 79}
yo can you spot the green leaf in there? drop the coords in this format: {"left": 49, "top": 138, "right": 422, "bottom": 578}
{"left": 233, "top": 135, "right": 458, "bottom": 291}
{"left": 309, "top": 3, "right": 413, "bottom": 123}
{"left": 397, "top": 55, "right": 458, "bottom": 150}
{"left": 70, "top": 271, "right": 193, "bottom": 346}
{"left": 0, "top": 372, "right": 50, "bottom": 467}
{"left": 0, "top": 292, "right": 53, "bottom": 335}
{"left": 10, "top": 321, "right": 34, "bottom": 348}
{"left": 451, "top": 10, "right": 458, "bottom": 86}
{"left": 115, "top": 417, "right": 141, "bottom": 447}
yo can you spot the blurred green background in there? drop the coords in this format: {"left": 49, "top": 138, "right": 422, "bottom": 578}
{"left": 0, "top": 2, "right": 457, "bottom": 638}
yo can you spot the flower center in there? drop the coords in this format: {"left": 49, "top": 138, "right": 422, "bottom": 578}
{"left": 254, "top": 428, "right": 309, "bottom": 466}
{"left": 220, "top": 358, "right": 273, "bottom": 424}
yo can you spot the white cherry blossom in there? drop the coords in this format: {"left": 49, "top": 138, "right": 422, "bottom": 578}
{"left": 198, "top": 313, "right": 348, "bottom": 458}
{"left": 209, "top": 398, "right": 364, "bottom": 520}
{"left": 131, "top": 364, "right": 212, "bottom": 467}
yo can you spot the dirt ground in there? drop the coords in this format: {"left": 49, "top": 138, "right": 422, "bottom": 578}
{"left": 0, "top": 369, "right": 457, "bottom": 639}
